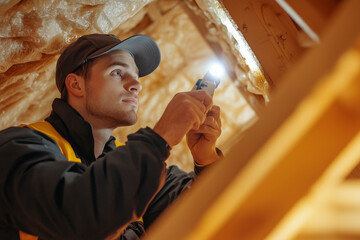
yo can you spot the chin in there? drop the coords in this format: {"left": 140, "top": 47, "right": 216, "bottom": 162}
{"left": 126, "top": 118, "right": 137, "bottom": 126}
{"left": 116, "top": 115, "right": 137, "bottom": 127}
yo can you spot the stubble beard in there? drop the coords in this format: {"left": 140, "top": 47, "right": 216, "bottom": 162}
{"left": 85, "top": 97, "right": 138, "bottom": 128}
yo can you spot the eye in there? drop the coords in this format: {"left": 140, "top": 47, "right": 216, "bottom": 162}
{"left": 111, "top": 69, "right": 122, "bottom": 77}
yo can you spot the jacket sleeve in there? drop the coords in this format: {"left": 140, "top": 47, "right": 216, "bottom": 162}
{"left": 142, "top": 149, "right": 223, "bottom": 230}
{"left": 0, "top": 126, "right": 168, "bottom": 240}
{"left": 143, "top": 165, "right": 194, "bottom": 229}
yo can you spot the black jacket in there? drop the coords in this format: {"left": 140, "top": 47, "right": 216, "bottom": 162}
{"left": 0, "top": 99, "right": 199, "bottom": 240}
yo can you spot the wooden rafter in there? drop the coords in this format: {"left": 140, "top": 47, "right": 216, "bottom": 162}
{"left": 144, "top": 1, "right": 360, "bottom": 239}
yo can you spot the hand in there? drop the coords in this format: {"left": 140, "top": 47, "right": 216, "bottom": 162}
{"left": 186, "top": 105, "right": 222, "bottom": 166}
{"left": 153, "top": 91, "right": 212, "bottom": 147}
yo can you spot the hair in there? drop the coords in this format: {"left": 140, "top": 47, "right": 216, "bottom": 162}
{"left": 61, "top": 60, "right": 94, "bottom": 101}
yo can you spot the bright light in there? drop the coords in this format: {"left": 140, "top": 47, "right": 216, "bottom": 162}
{"left": 209, "top": 62, "right": 225, "bottom": 78}
{"left": 206, "top": 0, "right": 264, "bottom": 78}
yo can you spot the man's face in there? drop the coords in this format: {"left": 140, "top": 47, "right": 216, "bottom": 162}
{"left": 84, "top": 50, "right": 142, "bottom": 128}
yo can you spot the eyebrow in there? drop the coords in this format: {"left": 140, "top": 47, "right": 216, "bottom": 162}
{"left": 108, "top": 61, "right": 139, "bottom": 75}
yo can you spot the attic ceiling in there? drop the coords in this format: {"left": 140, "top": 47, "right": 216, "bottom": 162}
{"left": 2, "top": 0, "right": 360, "bottom": 239}
{"left": 0, "top": 0, "right": 263, "bottom": 171}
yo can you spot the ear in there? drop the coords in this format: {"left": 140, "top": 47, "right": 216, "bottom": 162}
{"left": 64, "top": 73, "right": 85, "bottom": 97}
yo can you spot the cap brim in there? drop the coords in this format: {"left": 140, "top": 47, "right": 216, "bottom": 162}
{"left": 88, "top": 35, "right": 161, "bottom": 77}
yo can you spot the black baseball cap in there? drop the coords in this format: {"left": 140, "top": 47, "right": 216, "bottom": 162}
{"left": 56, "top": 33, "right": 161, "bottom": 93}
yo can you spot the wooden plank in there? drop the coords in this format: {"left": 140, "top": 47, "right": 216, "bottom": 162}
{"left": 292, "top": 182, "right": 360, "bottom": 239}
{"left": 211, "top": 99, "right": 360, "bottom": 240}
{"left": 269, "top": 129, "right": 360, "bottom": 239}
{"left": 276, "top": 0, "right": 339, "bottom": 39}
{"left": 144, "top": 1, "right": 360, "bottom": 239}
{"left": 181, "top": 1, "right": 266, "bottom": 113}
{"left": 221, "top": 0, "right": 303, "bottom": 86}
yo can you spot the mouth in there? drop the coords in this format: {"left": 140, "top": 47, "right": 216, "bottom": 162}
{"left": 122, "top": 97, "right": 138, "bottom": 106}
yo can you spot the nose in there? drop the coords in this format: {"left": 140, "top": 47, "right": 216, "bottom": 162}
{"left": 124, "top": 78, "right": 142, "bottom": 94}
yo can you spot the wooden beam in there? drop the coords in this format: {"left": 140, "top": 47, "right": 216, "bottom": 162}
{"left": 276, "top": 0, "right": 339, "bottom": 45}
{"left": 292, "top": 181, "right": 360, "bottom": 239}
{"left": 211, "top": 98, "right": 360, "bottom": 240}
{"left": 181, "top": 0, "right": 266, "bottom": 113}
{"left": 269, "top": 129, "right": 360, "bottom": 239}
{"left": 221, "top": 0, "right": 303, "bottom": 87}
{"left": 144, "top": 1, "right": 360, "bottom": 239}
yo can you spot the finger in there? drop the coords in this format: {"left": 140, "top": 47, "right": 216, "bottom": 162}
{"left": 207, "top": 105, "right": 220, "bottom": 118}
{"left": 188, "top": 106, "right": 207, "bottom": 131}
{"left": 207, "top": 105, "right": 221, "bottom": 127}
{"left": 185, "top": 97, "right": 211, "bottom": 127}
{"left": 202, "top": 115, "right": 218, "bottom": 129}
{"left": 195, "top": 124, "right": 222, "bottom": 141}
{"left": 189, "top": 96, "right": 208, "bottom": 114}
{"left": 187, "top": 90, "right": 213, "bottom": 111}
{"left": 191, "top": 106, "right": 221, "bottom": 133}
{"left": 194, "top": 117, "right": 221, "bottom": 136}
{"left": 179, "top": 92, "right": 207, "bottom": 114}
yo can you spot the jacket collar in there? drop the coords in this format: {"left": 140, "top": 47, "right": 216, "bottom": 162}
{"left": 46, "top": 98, "right": 115, "bottom": 165}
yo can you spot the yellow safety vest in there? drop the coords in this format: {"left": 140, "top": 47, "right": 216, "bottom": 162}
{"left": 18, "top": 121, "right": 140, "bottom": 240}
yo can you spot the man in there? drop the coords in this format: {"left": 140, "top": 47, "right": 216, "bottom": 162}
{"left": 0, "top": 33, "right": 222, "bottom": 240}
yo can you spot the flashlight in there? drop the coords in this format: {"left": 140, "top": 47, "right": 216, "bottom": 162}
{"left": 192, "top": 63, "right": 224, "bottom": 96}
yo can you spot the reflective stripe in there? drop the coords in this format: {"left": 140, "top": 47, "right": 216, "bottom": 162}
{"left": 19, "top": 231, "right": 38, "bottom": 240}
{"left": 23, "top": 121, "right": 81, "bottom": 163}
{"left": 114, "top": 139, "right": 124, "bottom": 147}
{"left": 18, "top": 122, "right": 141, "bottom": 239}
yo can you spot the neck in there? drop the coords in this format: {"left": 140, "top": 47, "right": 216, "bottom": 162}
{"left": 92, "top": 127, "right": 113, "bottom": 158}
{"left": 68, "top": 99, "right": 115, "bottom": 158}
